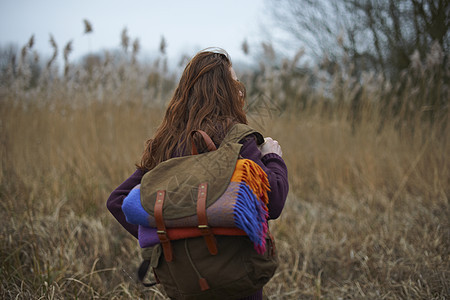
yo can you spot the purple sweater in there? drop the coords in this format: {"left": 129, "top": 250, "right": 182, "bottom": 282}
{"left": 106, "top": 135, "right": 289, "bottom": 299}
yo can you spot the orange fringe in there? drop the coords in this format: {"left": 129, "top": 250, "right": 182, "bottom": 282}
{"left": 230, "top": 159, "right": 271, "bottom": 207}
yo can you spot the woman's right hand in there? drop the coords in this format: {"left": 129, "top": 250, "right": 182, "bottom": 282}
{"left": 259, "top": 137, "right": 283, "bottom": 157}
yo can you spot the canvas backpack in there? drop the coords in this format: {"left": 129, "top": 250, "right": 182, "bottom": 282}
{"left": 136, "top": 124, "right": 278, "bottom": 299}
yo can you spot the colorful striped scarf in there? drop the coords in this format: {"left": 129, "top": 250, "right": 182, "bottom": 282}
{"left": 122, "top": 159, "right": 270, "bottom": 254}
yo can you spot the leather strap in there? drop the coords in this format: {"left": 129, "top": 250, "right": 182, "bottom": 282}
{"left": 154, "top": 190, "right": 174, "bottom": 262}
{"left": 191, "top": 130, "right": 217, "bottom": 155}
{"left": 196, "top": 183, "right": 218, "bottom": 255}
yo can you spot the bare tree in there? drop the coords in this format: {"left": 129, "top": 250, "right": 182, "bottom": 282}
{"left": 269, "top": 0, "right": 449, "bottom": 77}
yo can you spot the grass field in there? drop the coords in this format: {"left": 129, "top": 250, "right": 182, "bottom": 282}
{"left": 0, "top": 41, "right": 449, "bottom": 299}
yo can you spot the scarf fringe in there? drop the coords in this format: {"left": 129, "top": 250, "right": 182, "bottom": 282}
{"left": 231, "top": 159, "right": 271, "bottom": 254}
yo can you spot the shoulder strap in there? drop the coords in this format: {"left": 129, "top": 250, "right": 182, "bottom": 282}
{"left": 220, "top": 124, "right": 264, "bottom": 146}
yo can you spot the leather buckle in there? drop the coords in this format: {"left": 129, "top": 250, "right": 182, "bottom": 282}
{"left": 198, "top": 224, "right": 210, "bottom": 235}
{"left": 157, "top": 230, "right": 169, "bottom": 242}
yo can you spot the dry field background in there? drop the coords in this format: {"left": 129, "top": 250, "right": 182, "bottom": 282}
{"left": 0, "top": 38, "right": 449, "bottom": 299}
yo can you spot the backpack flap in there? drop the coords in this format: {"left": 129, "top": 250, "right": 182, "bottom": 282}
{"left": 140, "top": 123, "right": 263, "bottom": 221}
{"left": 140, "top": 141, "right": 242, "bottom": 220}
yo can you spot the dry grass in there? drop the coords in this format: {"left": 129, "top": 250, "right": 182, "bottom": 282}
{"left": 0, "top": 38, "right": 449, "bottom": 299}
{"left": 1, "top": 97, "right": 448, "bottom": 299}
{"left": 260, "top": 110, "right": 449, "bottom": 299}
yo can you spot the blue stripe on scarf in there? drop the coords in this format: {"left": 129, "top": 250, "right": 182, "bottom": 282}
{"left": 233, "top": 182, "right": 268, "bottom": 250}
{"left": 122, "top": 188, "right": 150, "bottom": 226}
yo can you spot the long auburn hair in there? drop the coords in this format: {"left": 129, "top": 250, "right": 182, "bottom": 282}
{"left": 138, "top": 48, "right": 248, "bottom": 171}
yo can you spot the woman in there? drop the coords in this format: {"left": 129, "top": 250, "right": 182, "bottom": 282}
{"left": 107, "top": 48, "right": 288, "bottom": 299}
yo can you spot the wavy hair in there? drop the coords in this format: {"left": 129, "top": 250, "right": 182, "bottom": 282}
{"left": 138, "top": 48, "right": 248, "bottom": 171}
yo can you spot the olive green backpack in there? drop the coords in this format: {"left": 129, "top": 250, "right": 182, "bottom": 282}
{"left": 138, "top": 124, "right": 278, "bottom": 299}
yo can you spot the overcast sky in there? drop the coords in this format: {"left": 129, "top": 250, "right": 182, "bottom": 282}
{"left": 0, "top": 0, "right": 273, "bottom": 67}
